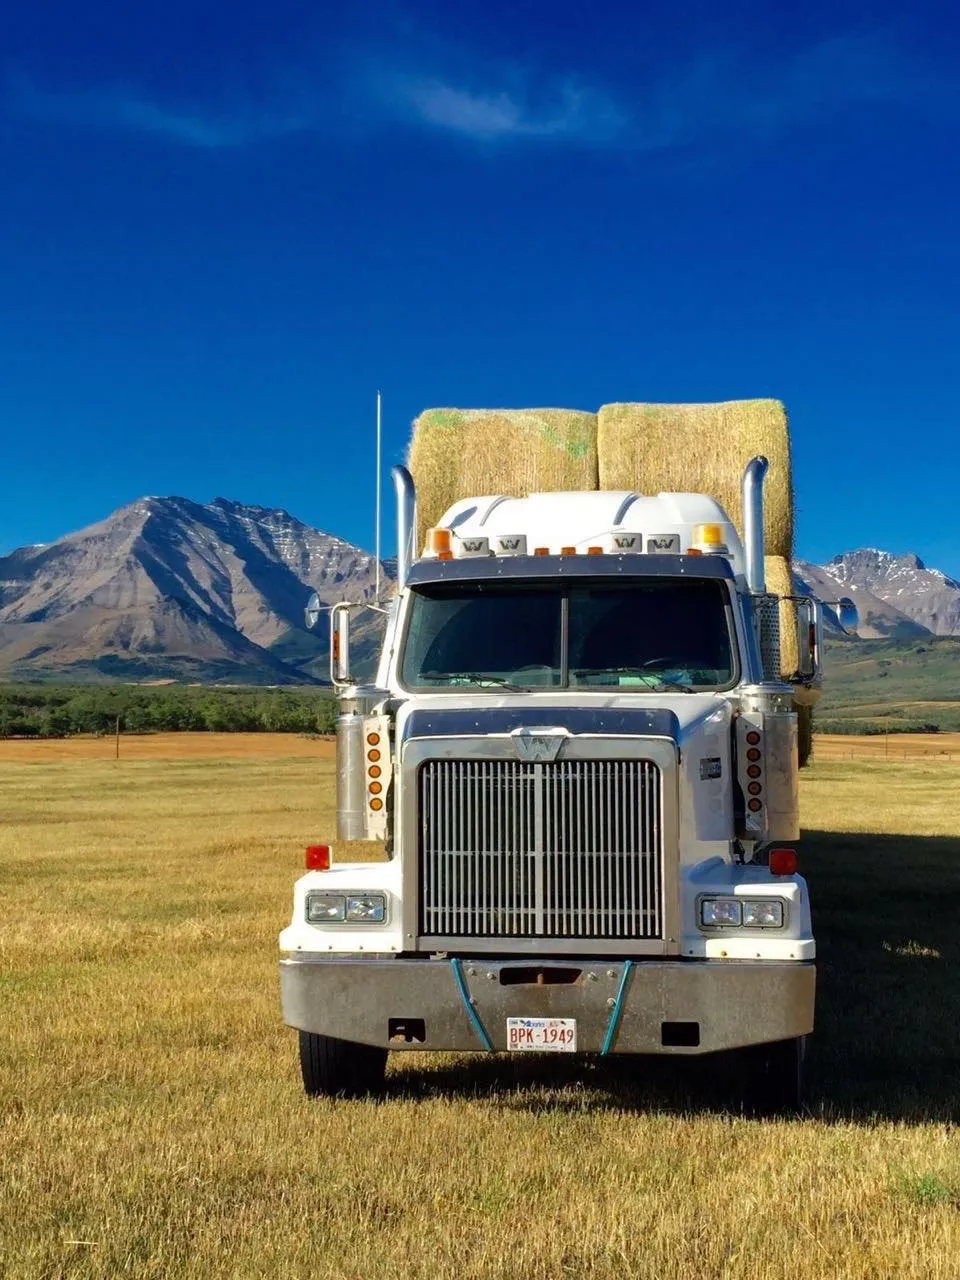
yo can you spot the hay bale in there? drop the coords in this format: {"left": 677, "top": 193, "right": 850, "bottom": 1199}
{"left": 409, "top": 408, "right": 597, "bottom": 539}
{"left": 765, "top": 554, "right": 814, "bottom": 767}
{"left": 765, "top": 554, "right": 800, "bottom": 681}
{"left": 597, "top": 400, "right": 793, "bottom": 559}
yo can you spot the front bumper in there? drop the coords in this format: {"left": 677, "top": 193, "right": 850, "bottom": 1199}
{"left": 280, "top": 955, "right": 815, "bottom": 1054}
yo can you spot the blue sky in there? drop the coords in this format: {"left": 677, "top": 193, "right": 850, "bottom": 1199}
{"left": 1, "top": 0, "right": 958, "bottom": 573}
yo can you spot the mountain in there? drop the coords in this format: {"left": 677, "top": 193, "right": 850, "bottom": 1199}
{"left": 0, "top": 497, "right": 390, "bottom": 683}
{"left": 792, "top": 550, "right": 960, "bottom": 640}
{"left": 1, "top": 495, "right": 956, "bottom": 691}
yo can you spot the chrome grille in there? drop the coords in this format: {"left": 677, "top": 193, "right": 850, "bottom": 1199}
{"left": 419, "top": 759, "right": 662, "bottom": 940}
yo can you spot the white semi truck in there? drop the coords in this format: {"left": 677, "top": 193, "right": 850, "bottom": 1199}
{"left": 280, "top": 458, "right": 854, "bottom": 1110}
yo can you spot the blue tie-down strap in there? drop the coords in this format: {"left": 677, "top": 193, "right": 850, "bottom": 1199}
{"left": 450, "top": 957, "right": 495, "bottom": 1051}
{"left": 600, "top": 960, "right": 634, "bottom": 1056}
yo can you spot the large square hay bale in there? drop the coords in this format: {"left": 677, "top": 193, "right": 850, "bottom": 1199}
{"left": 408, "top": 408, "right": 597, "bottom": 539}
{"left": 765, "top": 553, "right": 813, "bottom": 767}
{"left": 597, "top": 400, "right": 793, "bottom": 559}
{"left": 765, "top": 554, "right": 800, "bottom": 680}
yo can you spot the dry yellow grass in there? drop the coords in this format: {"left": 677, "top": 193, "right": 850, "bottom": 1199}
{"left": 0, "top": 731, "right": 335, "bottom": 764}
{"left": 2, "top": 741, "right": 960, "bottom": 1278}
{"left": 408, "top": 408, "right": 597, "bottom": 539}
{"left": 813, "top": 732, "right": 960, "bottom": 761}
{"left": 597, "top": 400, "right": 793, "bottom": 559}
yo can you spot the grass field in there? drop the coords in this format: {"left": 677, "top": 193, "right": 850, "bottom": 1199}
{"left": 2, "top": 735, "right": 960, "bottom": 1278}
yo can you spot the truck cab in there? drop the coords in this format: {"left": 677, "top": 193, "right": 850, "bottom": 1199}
{"left": 280, "top": 459, "right": 842, "bottom": 1110}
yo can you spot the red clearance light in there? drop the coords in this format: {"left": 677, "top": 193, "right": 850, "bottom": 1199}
{"left": 747, "top": 798, "right": 763, "bottom": 812}
{"left": 746, "top": 730, "right": 761, "bottom": 746}
{"left": 305, "top": 844, "right": 331, "bottom": 871}
{"left": 769, "top": 848, "right": 798, "bottom": 876}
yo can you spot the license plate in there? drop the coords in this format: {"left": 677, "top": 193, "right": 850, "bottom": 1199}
{"left": 506, "top": 1017, "right": 577, "bottom": 1053}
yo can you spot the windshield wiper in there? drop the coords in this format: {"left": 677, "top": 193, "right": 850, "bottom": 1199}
{"left": 572, "top": 667, "right": 696, "bottom": 693}
{"left": 420, "top": 671, "right": 524, "bottom": 692}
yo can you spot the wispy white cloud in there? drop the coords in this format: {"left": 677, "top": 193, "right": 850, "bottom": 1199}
{"left": 381, "top": 72, "right": 624, "bottom": 144}
{"left": 5, "top": 30, "right": 939, "bottom": 155}
{"left": 7, "top": 75, "right": 315, "bottom": 149}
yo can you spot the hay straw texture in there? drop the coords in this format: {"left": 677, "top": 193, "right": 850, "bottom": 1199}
{"left": 597, "top": 401, "right": 794, "bottom": 559}
{"left": 408, "top": 408, "right": 598, "bottom": 539}
{"left": 765, "top": 555, "right": 800, "bottom": 681}
{"left": 765, "top": 554, "right": 813, "bottom": 767}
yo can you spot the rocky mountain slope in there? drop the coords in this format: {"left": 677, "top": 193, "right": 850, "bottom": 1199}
{"left": 0, "top": 498, "right": 389, "bottom": 683}
{"left": 793, "top": 550, "right": 960, "bottom": 640}
{"left": 1, "top": 493, "right": 956, "bottom": 684}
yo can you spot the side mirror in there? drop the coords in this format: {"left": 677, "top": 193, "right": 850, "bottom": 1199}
{"left": 304, "top": 591, "right": 322, "bottom": 631}
{"left": 794, "top": 596, "right": 821, "bottom": 682}
{"left": 835, "top": 596, "right": 859, "bottom": 636}
{"left": 329, "top": 602, "right": 353, "bottom": 687}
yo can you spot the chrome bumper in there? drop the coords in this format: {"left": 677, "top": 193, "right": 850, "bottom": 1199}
{"left": 280, "top": 956, "right": 815, "bottom": 1054}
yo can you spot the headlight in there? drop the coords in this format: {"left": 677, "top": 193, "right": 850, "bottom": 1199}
{"left": 305, "top": 891, "right": 387, "bottom": 925}
{"left": 741, "top": 899, "right": 784, "bottom": 928}
{"left": 306, "top": 892, "right": 346, "bottom": 922}
{"left": 346, "top": 894, "right": 386, "bottom": 923}
{"left": 700, "top": 897, "right": 742, "bottom": 927}
{"left": 699, "top": 896, "right": 786, "bottom": 929}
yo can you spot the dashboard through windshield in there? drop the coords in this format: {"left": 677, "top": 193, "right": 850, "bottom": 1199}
{"left": 399, "top": 578, "right": 738, "bottom": 692}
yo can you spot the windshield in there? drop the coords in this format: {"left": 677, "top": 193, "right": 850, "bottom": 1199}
{"left": 400, "top": 578, "right": 737, "bottom": 691}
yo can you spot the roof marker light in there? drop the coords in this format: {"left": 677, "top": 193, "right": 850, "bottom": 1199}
{"left": 560, "top": 546, "right": 576, "bottom": 556}
{"left": 693, "top": 523, "right": 727, "bottom": 551}
{"left": 534, "top": 547, "right": 549, "bottom": 556}
{"left": 426, "top": 528, "right": 453, "bottom": 560}
{"left": 587, "top": 546, "right": 603, "bottom": 555}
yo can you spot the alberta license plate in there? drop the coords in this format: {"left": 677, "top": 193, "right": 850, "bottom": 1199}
{"left": 506, "top": 1017, "right": 577, "bottom": 1052}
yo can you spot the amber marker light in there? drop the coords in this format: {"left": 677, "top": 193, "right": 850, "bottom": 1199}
{"left": 370, "top": 798, "right": 383, "bottom": 811}
{"left": 366, "top": 732, "right": 380, "bottom": 746}
{"left": 305, "top": 845, "right": 331, "bottom": 871}
{"left": 748, "top": 798, "right": 763, "bottom": 812}
{"left": 769, "top": 848, "right": 798, "bottom": 876}
{"left": 746, "top": 730, "right": 761, "bottom": 745}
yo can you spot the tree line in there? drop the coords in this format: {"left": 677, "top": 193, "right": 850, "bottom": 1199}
{"left": 0, "top": 684, "right": 337, "bottom": 738}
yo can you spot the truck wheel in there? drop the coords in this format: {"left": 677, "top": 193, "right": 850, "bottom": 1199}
{"left": 298, "top": 1031, "right": 388, "bottom": 1099}
{"left": 745, "top": 1035, "right": 807, "bottom": 1116}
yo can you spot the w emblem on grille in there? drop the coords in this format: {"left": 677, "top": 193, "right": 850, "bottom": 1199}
{"left": 511, "top": 729, "right": 567, "bottom": 762}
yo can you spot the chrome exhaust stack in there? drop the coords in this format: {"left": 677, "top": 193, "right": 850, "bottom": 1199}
{"left": 741, "top": 456, "right": 768, "bottom": 594}
{"left": 392, "top": 465, "right": 417, "bottom": 589}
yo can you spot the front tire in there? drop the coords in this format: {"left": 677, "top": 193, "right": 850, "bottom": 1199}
{"left": 298, "top": 1031, "right": 388, "bottom": 1099}
{"left": 744, "top": 1035, "right": 807, "bottom": 1115}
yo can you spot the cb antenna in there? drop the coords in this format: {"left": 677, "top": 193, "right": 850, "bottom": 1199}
{"left": 374, "top": 390, "right": 382, "bottom": 604}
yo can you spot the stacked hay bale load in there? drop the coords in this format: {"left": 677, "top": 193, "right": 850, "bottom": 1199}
{"left": 408, "top": 408, "right": 598, "bottom": 539}
{"left": 596, "top": 399, "right": 810, "bottom": 764}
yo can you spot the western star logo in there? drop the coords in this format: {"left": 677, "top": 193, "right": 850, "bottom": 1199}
{"left": 495, "top": 534, "right": 528, "bottom": 555}
{"left": 613, "top": 534, "right": 638, "bottom": 550}
{"left": 647, "top": 535, "right": 680, "bottom": 553}
{"left": 459, "top": 537, "right": 489, "bottom": 556}
{"left": 512, "top": 730, "right": 566, "bottom": 763}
